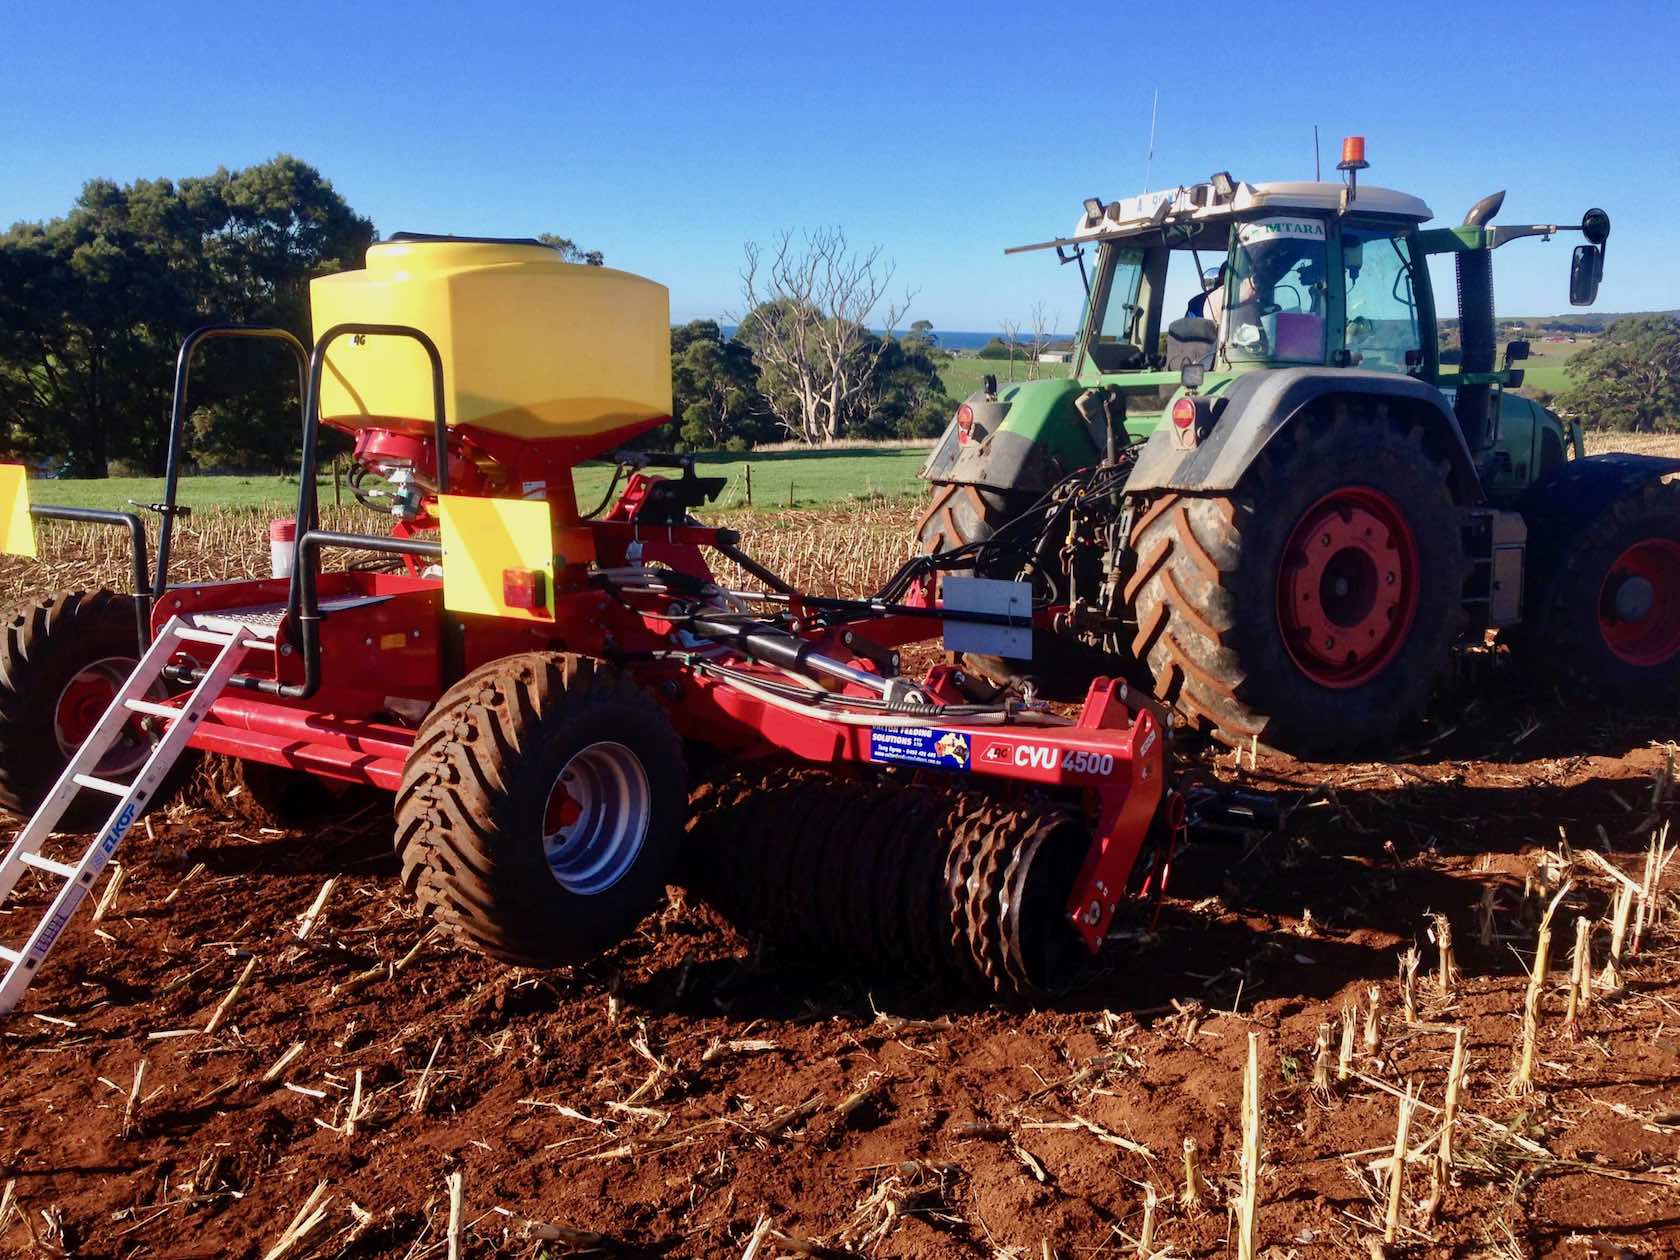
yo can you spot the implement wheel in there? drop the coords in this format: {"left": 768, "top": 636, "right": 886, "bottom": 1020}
{"left": 1127, "top": 407, "right": 1465, "bottom": 754}
{"left": 0, "top": 589, "right": 185, "bottom": 830}
{"left": 394, "top": 653, "right": 687, "bottom": 968}
{"left": 1521, "top": 479, "right": 1680, "bottom": 700}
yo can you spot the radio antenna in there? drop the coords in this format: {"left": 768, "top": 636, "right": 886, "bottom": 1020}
{"left": 1143, "top": 88, "right": 1159, "bottom": 191}
{"left": 1314, "top": 124, "right": 1322, "bottom": 181}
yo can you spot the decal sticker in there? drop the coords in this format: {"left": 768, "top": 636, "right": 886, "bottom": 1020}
{"left": 1236, "top": 216, "right": 1326, "bottom": 244}
{"left": 870, "top": 727, "right": 972, "bottom": 771}
{"left": 1058, "top": 749, "right": 1117, "bottom": 776}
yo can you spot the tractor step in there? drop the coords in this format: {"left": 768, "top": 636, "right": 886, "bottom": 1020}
{"left": 0, "top": 618, "right": 256, "bottom": 1013}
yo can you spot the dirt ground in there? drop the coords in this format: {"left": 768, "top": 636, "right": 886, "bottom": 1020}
{"left": 0, "top": 654, "right": 1676, "bottom": 1260}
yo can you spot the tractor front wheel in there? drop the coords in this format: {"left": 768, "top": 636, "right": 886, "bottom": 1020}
{"left": 394, "top": 653, "right": 687, "bottom": 968}
{"left": 1127, "top": 409, "right": 1466, "bottom": 754}
{"left": 1520, "top": 479, "right": 1680, "bottom": 700}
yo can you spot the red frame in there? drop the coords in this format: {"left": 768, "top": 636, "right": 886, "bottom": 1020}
{"left": 147, "top": 457, "right": 1171, "bottom": 956}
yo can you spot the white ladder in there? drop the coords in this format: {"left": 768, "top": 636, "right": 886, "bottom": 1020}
{"left": 0, "top": 617, "right": 266, "bottom": 1012}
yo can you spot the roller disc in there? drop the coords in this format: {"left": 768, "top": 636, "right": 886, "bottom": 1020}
{"left": 683, "top": 769, "right": 1098, "bottom": 1002}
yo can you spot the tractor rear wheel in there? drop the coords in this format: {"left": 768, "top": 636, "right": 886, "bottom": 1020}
{"left": 394, "top": 652, "right": 686, "bottom": 968}
{"left": 1520, "top": 479, "right": 1680, "bottom": 700}
{"left": 917, "top": 480, "right": 1123, "bottom": 698}
{"left": 0, "top": 589, "right": 187, "bottom": 830}
{"left": 1127, "top": 409, "right": 1465, "bottom": 754}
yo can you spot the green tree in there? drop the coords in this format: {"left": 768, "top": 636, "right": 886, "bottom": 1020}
{"left": 669, "top": 320, "right": 768, "bottom": 449}
{"left": 0, "top": 156, "right": 373, "bottom": 475}
{"left": 537, "top": 233, "right": 604, "bottom": 266}
{"left": 904, "top": 319, "right": 937, "bottom": 350}
{"left": 1558, "top": 315, "right": 1680, "bottom": 432}
{"left": 848, "top": 335, "right": 948, "bottom": 438}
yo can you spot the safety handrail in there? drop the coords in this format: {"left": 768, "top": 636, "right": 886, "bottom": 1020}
{"left": 156, "top": 325, "right": 309, "bottom": 599}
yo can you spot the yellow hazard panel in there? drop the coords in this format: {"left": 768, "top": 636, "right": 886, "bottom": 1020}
{"left": 0, "top": 465, "right": 36, "bottom": 558}
{"left": 437, "top": 495, "right": 555, "bottom": 621}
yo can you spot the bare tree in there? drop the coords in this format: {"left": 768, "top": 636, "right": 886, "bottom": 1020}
{"left": 738, "top": 228, "right": 910, "bottom": 444}
{"left": 1026, "top": 302, "right": 1060, "bottom": 381}
{"left": 1000, "top": 319, "right": 1023, "bottom": 382}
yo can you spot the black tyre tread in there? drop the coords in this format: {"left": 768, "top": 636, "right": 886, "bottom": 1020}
{"left": 394, "top": 652, "right": 686, "bottom": 967}
{"left": 1127, "top": 408, "right": 1468, "bottom": 754}
{"left": 1523, "top": 477, "right": 1680, "bottom": 700}
{"left": 0, "top": 589, "right": 190, "bottom": 828}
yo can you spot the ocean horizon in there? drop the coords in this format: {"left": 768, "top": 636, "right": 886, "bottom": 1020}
{"left": 713, "top": 326, "right": 1074, "bottom": 351}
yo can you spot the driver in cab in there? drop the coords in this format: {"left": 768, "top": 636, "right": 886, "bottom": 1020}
{"left": 1215, "top": 229, "right": 1328, "bottom": 360}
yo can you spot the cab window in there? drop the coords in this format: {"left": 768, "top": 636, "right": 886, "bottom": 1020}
{"left": 1341, "top": 226, "right": 1422, "bottom": 372}
{"left": 1084, "top": 244, "right": 1146, "bottom": 371}
{"left": 1222, "top": 216, "right": 1329, "bottom": 365}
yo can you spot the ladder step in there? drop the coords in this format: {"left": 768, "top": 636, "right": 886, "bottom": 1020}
{"left": 18, "top": 852, "right": 77, "bottom": 880}
{"left": 0, "top": 612, "right": 262, "bottom": 1014}
{"left": 173, "top": 625, "right": 276, "bottom": 651}
{"left": 71, "top": 773, "right": 131, "bottom": 797}
{"left": 172, "top": 626, "right": 236, "bottom": 646}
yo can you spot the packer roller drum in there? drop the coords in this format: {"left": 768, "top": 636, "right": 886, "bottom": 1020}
{"left": 684, "top": 768, "right": 1093, "bottom": 1001}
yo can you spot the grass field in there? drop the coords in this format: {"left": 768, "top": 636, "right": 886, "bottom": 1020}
{"left": 1513, "top": 337, "right": 1587, "bottom": 397}
{"left": 25, "top": 446, "right": 936, "bottom": 517}
{"left": 937, "top": 344, "right": 1585, "bottom": 402}
{"left": 937, "top": 354, "right": 1070, "bottom": 401}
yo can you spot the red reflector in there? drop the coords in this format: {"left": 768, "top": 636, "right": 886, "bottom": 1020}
{"left": 1171, "top": 398, "right": 1197, "bottom": 428}
{"left": 502, "top": 568, "right": 546, "bottom": 610}
{"left": 955, "top": 403, "right": 975, "bottom": 445}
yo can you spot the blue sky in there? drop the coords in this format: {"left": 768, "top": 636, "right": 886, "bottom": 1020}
{"left": 3, "top": 0, "right": 1677, "bottom": 331}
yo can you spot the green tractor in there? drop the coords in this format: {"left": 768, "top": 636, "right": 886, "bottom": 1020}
{"left": 917, "top": 139, "right": 1680, "bottom": 755}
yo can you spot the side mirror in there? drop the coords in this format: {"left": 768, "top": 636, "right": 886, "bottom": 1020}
{"left": 1569, "top": 245, "right": 1602, "bottom": 306}
{"left": 1504, "top": 340, "right": 1530, "bottom": 364}
{"left": 982, "top": 373, "right": 998, "bottom": 399}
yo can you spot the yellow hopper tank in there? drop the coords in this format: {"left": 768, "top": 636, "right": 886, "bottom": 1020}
{"left": 310, "top": 235, "right": 672, "bottom": 447}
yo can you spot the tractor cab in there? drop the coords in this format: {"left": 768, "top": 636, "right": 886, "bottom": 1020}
{"left": 1037, "top": 178, "right": 1437, "bottom": 397}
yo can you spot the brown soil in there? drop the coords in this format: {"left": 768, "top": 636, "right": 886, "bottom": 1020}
{"left": 0, "top": 672, "right": 1677, "bottom": 1260}
{"left": 2, "top": 512, "right": 1679, "bottom": 1258}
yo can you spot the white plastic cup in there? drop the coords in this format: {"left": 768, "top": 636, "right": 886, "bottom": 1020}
{"left": 270, "top": 518, "right": 297, "bottom": 579}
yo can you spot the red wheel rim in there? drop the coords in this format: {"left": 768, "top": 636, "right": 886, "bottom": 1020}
{"left": 52, "top": 656, "right": 156, "bottom": 777}
{"left": 1597, "top": 538, "right": 1680, "bottom": 667}
{"left": 1277, "top": 486, "right": 1420, "bottom": 689}
{"left": 55, "top": 672, "right": 118, "bottom": 748}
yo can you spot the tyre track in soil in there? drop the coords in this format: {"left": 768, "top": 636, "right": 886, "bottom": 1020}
{"left": 0, "top": 709, "right": 1676, "bottom": 1257}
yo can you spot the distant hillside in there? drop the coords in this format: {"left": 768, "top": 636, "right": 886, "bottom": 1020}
{"left": 1438, "top": 309, "right": 1679, "bottom": 333}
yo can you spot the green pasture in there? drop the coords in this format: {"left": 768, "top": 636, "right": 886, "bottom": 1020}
{"left": 937, "top": 354, "right": 1071, "bottom": 402}
{"left": 23, "top": 446, "right": 935, "bottom": 516}
{"left": 1513, "top": 338, "right": 1586, "bottom": 397}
